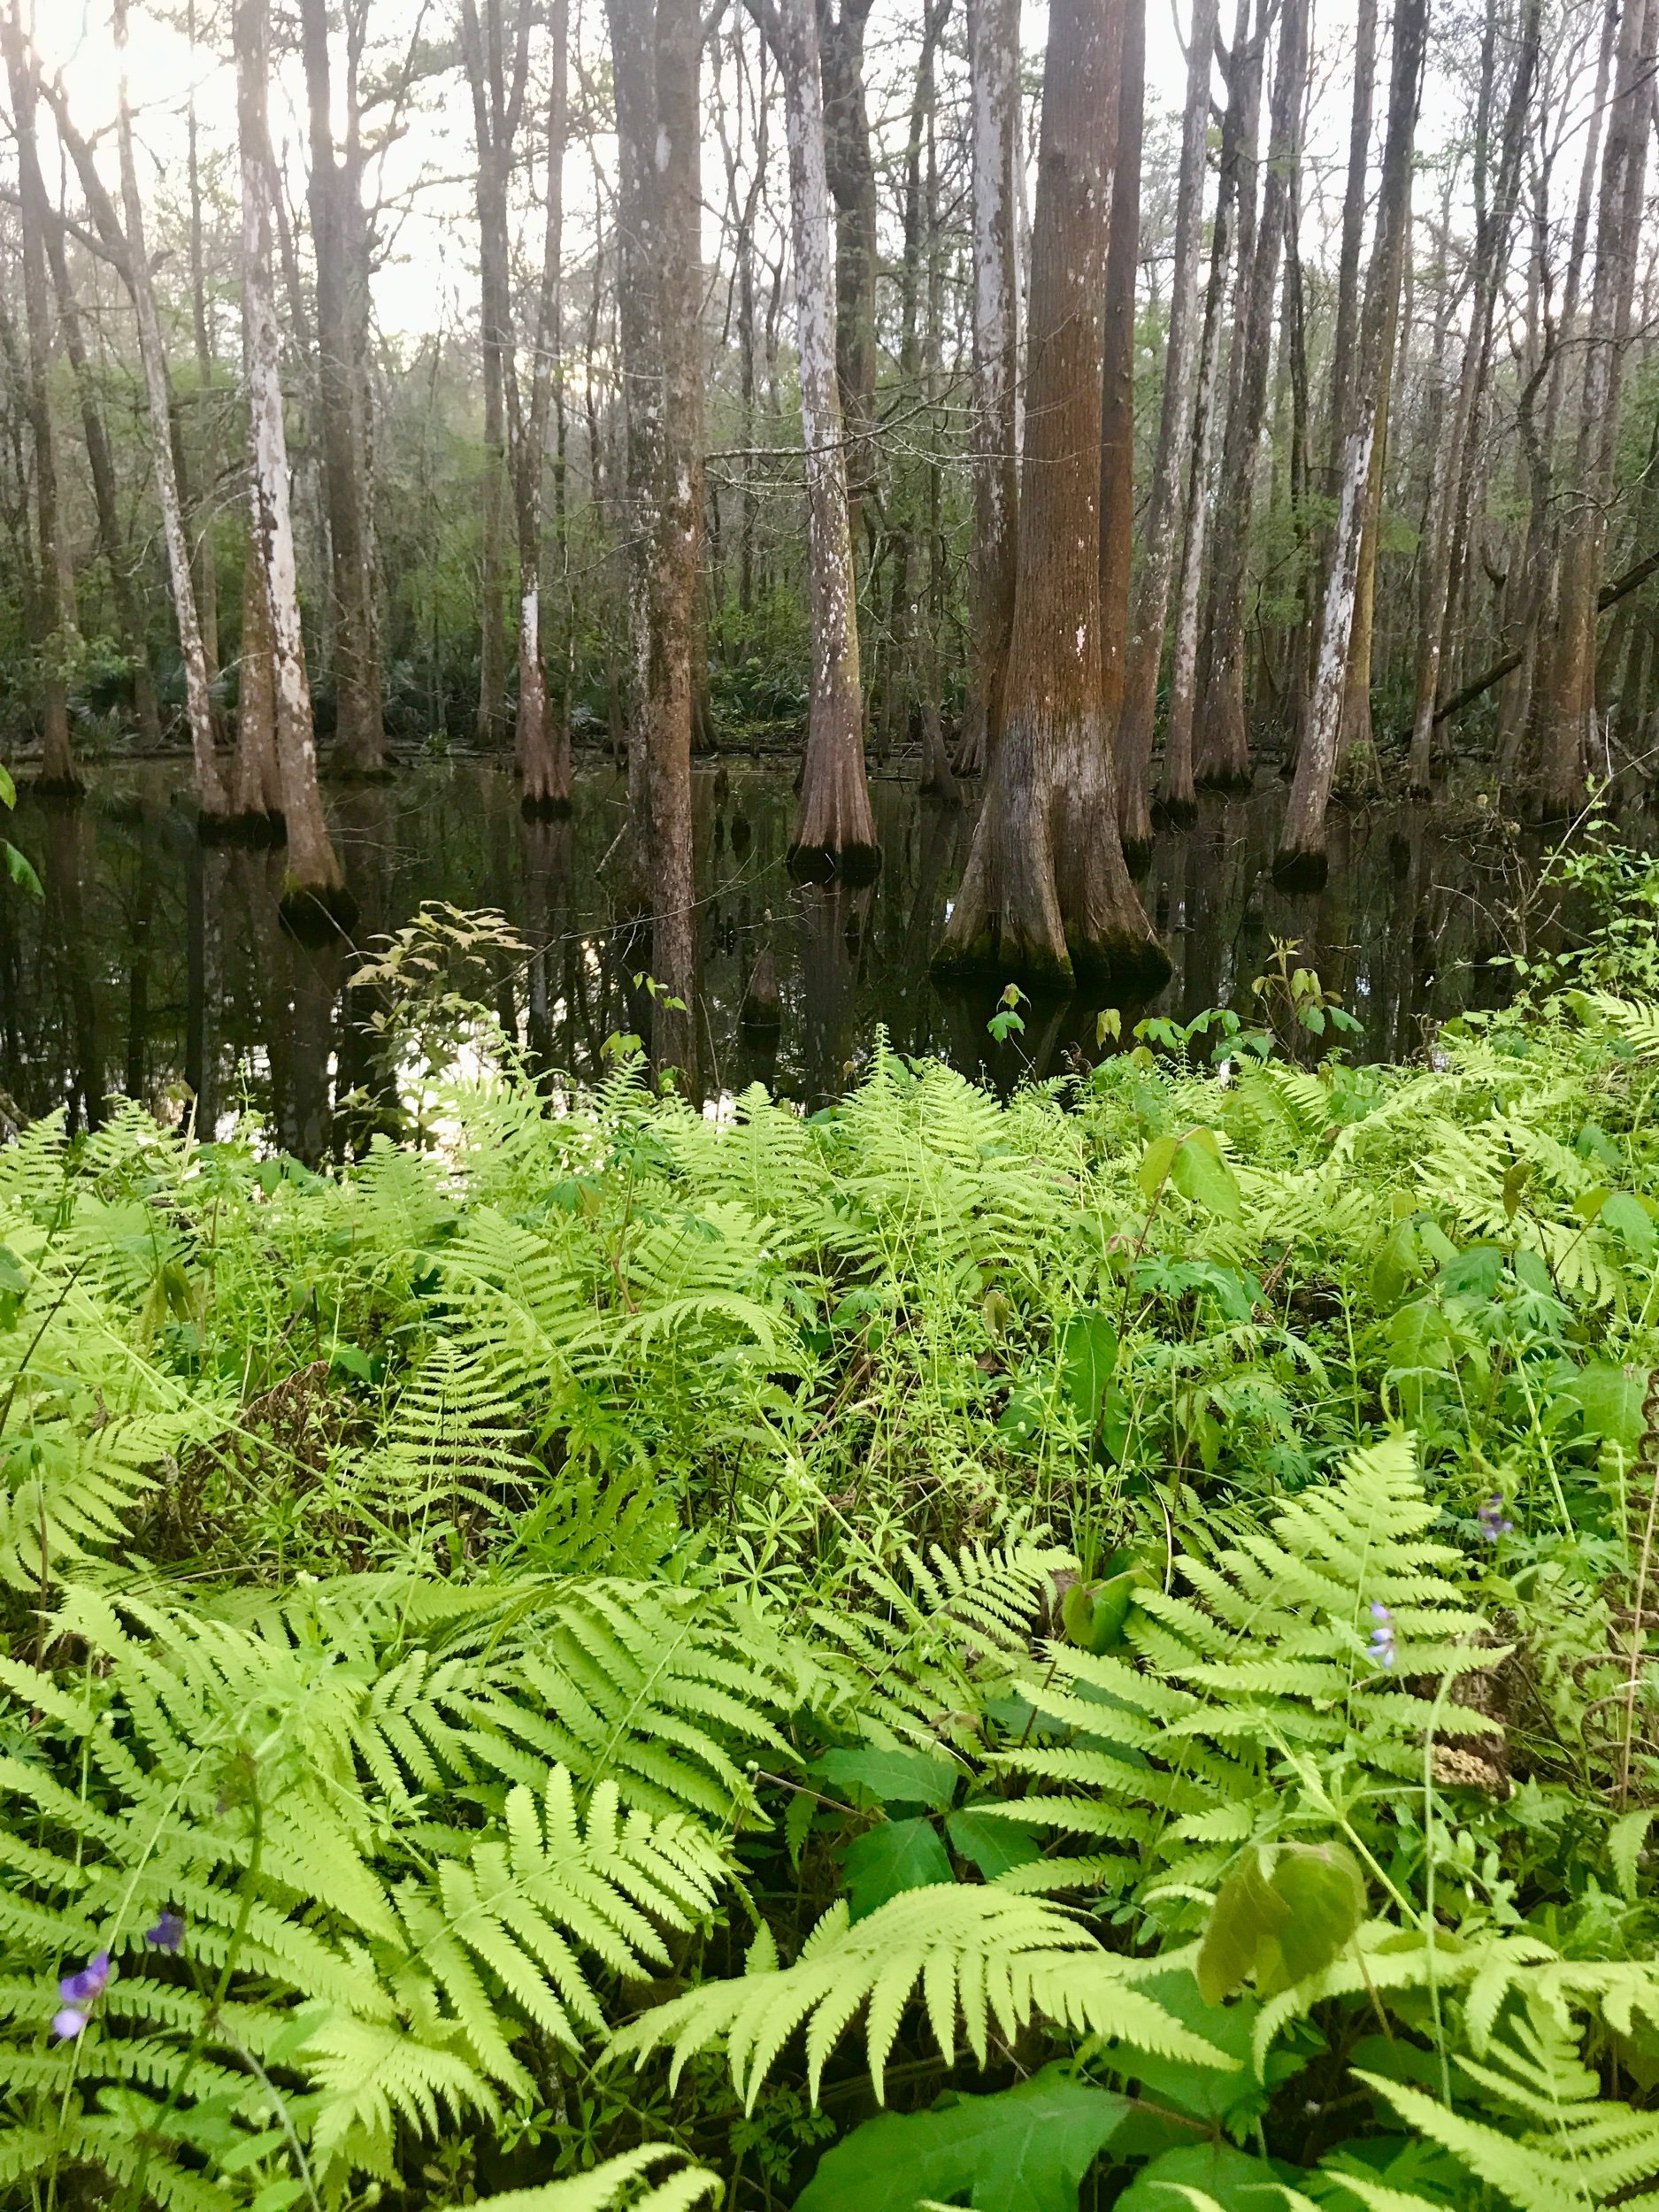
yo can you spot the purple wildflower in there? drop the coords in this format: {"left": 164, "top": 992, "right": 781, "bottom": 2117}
{"left": 52, "top": 1950, "right": 111, "bottom": 2040}
{"left": 1477, "top": 1494, "right": 1514, "bottom": 1544}
{"left": 58, "top": 1952, "right": 110, "bottom": 2007}
{"left": 1367, "top": 1602, "right": 1397, "bottom": 1671}
{"left": 143, "top": 1912, "right": 184, "bottom": 1953}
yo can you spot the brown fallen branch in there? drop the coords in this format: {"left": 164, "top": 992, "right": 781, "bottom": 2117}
{"left": 1433, "top": 546, "right": 1659, "bottom": 724}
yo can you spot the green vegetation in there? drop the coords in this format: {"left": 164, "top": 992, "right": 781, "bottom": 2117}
{"left": 11, "top": 902, "right": 1659, "bottom": 2209}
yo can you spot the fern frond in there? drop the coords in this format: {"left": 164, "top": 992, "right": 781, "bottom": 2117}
{"left": 450, "top": 2146, "right": 720, "bottom": 2212}
{"left": 610, "top": 1886, "right": 1218, "bottom": 2108}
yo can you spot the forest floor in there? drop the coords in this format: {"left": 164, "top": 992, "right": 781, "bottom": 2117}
{"left": 4, "top": 847, "right": 1659, "bottom": 2211}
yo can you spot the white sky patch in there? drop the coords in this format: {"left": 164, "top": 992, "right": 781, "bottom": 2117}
{"left": 32, "top": 0, "right": 1606, "bottom": 356}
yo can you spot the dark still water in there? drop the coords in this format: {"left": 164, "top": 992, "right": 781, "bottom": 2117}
{"left": 2, "top": 757, "right": 1532, "bottom": 1153}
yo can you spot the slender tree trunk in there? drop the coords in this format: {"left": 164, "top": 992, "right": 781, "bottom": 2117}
{"left": 1407, "top": 0, "right": 1538, "bottom": 794}
{"left": 1272, "top": 146, "right": 1313, "bottom": 736}
{"left": 933, "top": 0, "right": 1164, "bottom": 991}
{"left": 1098, "top": 0, "right": 1142, "bottom": 739}
{"left": 956, "top": 0, "right": 1021, "bottom": 777}
{"left": 236, "top": 0, "right": 353, "bottom": 930}
{"left": 4, "top": 0, "right": 77, "bottom": 793}
{"left": 186, "top": 0, "right": 222, "bottom": 711}
{"left": 512, "top": 0, "right": 572, "bottom": 814}
{"left": 300, "top": 0, "right": 385, "bottom": 776}
{"left": 892, "top": 0, "right": 950, "bottom": 784}
{"left": 1501, "top": 0, "right": 1614, "bottom": 776}
{"left": 771, "top": 0, "right": 879, "bottom": 873}
{"left": 1117, "top": 0, "right": 1217, "bottom": 851}
{"left": 461, "top": 0, "right": 527, "bottom": 751}
{"left": 1291, "top": 0, "right": 1377, "bottom": 757}
{"left": 816, "top": 0, "right": 879, "bottom": 560}
{"left": 606, "top": 0, "right": 703, "bottom": 1070}
{"left": 1162, "top": 0, "right": 1258, "bottom": 813}
{"left": 918, "top": 43, "right": 956, "bottom": 802}
{"left": 1333, "top": 355, "right": 1395, "bottom": 799}
{"left": 111, "top": 0, "right": 230, "bottom": 818}
{"left": 732, "top": 27, "right": 765, "bottom": 628}
{"left": 1279, "top": 0, "right": 1427, "bottom": 884}
{"left": 41, "top": 207, "right": 161, "bottom": 749}
{"left": 1532, "top": 0, "right": 1658, "bottom": 815}
{"left": 233, "top": 539, "right": 285, "bottom": 829}
{"left": 1194, "top": 0, "right": 1309, "bottom": 788}
{"left": 1328, "top": 0, "right": 1378, "bottom": 503}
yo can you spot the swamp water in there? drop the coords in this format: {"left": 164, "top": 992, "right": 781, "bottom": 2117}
{"left": 2, "top": 757, "right": 1537, "bottom": 1154}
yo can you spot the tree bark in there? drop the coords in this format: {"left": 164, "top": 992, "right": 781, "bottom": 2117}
{"left": 236, "top": 0, "right": 353, "bottom": 930}
{"left": 1530, "top": 0, "right": 1657, "bottom": 815}
{"left": 956, "top": 0, "right": 1021, "bottom": 778}
{"left": 1098, "top": 0, "right": 1142, "bottom": 739}
{"left": 933, "top": 0, "right": 1164, "bottom": 991}
{"left": 770, "top": 0, "right": 879, "bottom": 874}
{"left": 4, "top": 0, "right": 77, "bottom": 794}
{"left": 186, "top": 0, "right": 222, "bottom": 706}
{"left": 110, "top": 0, "right": 230, "bottom": 819}
{"left": 1194, "top": 0, "right": 1309, "bottom": 789}
{"left": 233, "top": 538, "right": 285, "bottom": 831}
{"left": 887, "top": 0, "right": 950, "bottom": 777}
{"left": 1407, "top": 0, "right": 1538, "bottom": 794}
{"left": 1291, "top": 0, "right": 1377, "bottom": 760}
{"left": 41, "top": 202, "right": 161, "bottom": 749}
{"left": 1117, "top": 0, "right": 1217, "bottom": 851}
{"left": 1161, "top": 0, "right": 1259, "bottom": 814}
{"left": 300, "top": 0, "right": 385, "bottom": 776}
{"left": 815, "top": 0, "right": 878, "bottom": 559}
{"left": 459, "top": 0, "right": 529, "bottom": 752}
{"left": 606, "top": 0, "right": 704, "bottom": 1070}
{"left": 511, "top": 0, "right": 572, "bottom": 814}
{"left": 1327, "top": 0, "right": 1378, "bottom": 506}
{"left": 1279, "top": 0, "right": 1427, "bottom": 885}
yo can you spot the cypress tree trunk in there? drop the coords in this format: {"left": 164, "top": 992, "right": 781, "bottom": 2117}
{"left": 1499, "top": 0, "right": 1614, "bottom": 778}
{"left": 1117, "top": 0, "right": 1217, "bottom": 854}
{"left": 4, "top": 0, "right": 78, "bottom": 795}
{"left": 236, "top": 0, "right": 354, "bottom": 932}
{"left": 606, "top": 0, "right": 703, "bottom": 1071}
{"left": 233, "top": 545, "right": 286, "bottom": 833}
{"left": 1194, "top": 0, "right": 1308, "bottom": 790}
{"left": 1161, "top": 0, "right": 1257, "bottom": 815}
{"left": 817, "top": 0, "right": 879, "bottom": 561}
{"left": 460, "top": 0, "right": 524, "bottom": 752}
{"left": 884, "top": 0, "right": 947, "bottom": 772}
{"left": 113, "top": 0, "right": 228, "bottom": 819}
{"left": 1408, "top": 1, "right": 1535, "bottom": 790}
{"left": 1293, "top": 0, "right": 1377, "bottom": 757}
{"left": 1098, "top": 0, "right": 1141, "bottom": 741}
{"left": 957, "top": 0, "right": 1020, "bottom": 778}
{"left": 1279, "top": 0, "right": 1427, "bottom": 886}
{"left": 185, "top": 0, "right": 222, "bottom": 712}
{"left": 41, "top": 207, "right": 161, "bottom": 750}
{"left": 1327, "top": 0, "right": 1378, "bottom": 505}
{"left": 772, "top": 0, "right": 879, "bottom": 874}
{"left": 1531, "top": 0, "right": 1656, "bottom": 816}
{"left": 933, "top": 0, "right": 1165, "bottom": 992}
{"left": 300, "top": 0, "right": 385, "bottom": 777}
{"left": 512, "top": 0, "right": 572, "bottom": 815}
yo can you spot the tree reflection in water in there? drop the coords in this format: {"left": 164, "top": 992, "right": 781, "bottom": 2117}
{"left": 2, "top": 759, "right": 1543, "bottom": 1158}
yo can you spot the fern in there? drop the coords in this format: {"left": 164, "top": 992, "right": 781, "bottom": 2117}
{"left": 452, "top": 2148, "right": 720, "bottom": 2212}
{"left": 10, "top": 964, "right": 1659, "bottom": 2205}
{"left": 987, "top": 1434, "right": 1499, "bottom": 1920}
{"left": 611, "top": 1884, "right": 1230, "bottom": 2106}
{"left": 1355, "top": 1995, "right": 1659, "bottom": 2210}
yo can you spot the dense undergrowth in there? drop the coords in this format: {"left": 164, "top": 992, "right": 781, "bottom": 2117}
{"left": 10, "top": 892, "right": 1659, "bottom": 2210}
